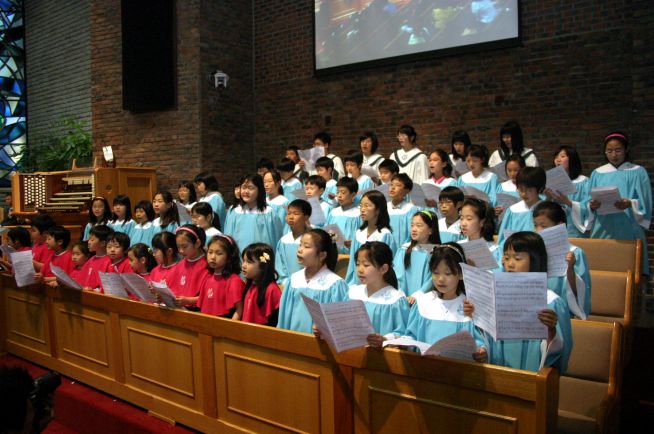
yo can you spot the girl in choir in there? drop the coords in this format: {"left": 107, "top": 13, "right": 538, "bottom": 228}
{"left": 224, "top": 174, "right": 283, "bottom": 251}
{"left": 194, "top": 172, "right": 227, "bottom": 227}
{"left": 497, "top": 167, "right": 546, "bottom": 245}
{"left": 264, "top": 170, "right": 289, "bottom": 225}
{"left": 171, "top": 224, "right": 211, "bottom": 308}
{"left": 106, "top": 232, "right": 133, "bottom": 274}
{"left": 241, "top": 243, "right": 282, "bottom": 326}
{"left": 458, "top": 198, "right": 502, "bottom": 270}
{"left": 0, "top": 227, "right": 31, "bottom": 273}
{"left": 389, "top": 125, "right": 430, "bottom": 185}
{"left": 368, "top": 243, "right": 487, "bottom": 362}
{"left": 127, "top": 243, "right": 157, "bottom": 280}
{"left": 130, "top": 200, "right": 157, "bottom": 247}
{"left": 489, "top": 120, "right": 539, "bottom": 168}
{"left": 226, "top": 176, "right": 245, "bottom": 224}
{"left": 424, "top": 149, "right": 456, "bottom": 194}
{"left": 345, "top": 190, "right": 397, "bottom": 284}
{"left": 589, "top": 132, "right": 652, "bottom": 278}
{"left": 177, "top": 180, "right": 197, "bottom": 210}
{"left": 449, "top": 130, "right": 471, "bottom": 178}
{"left": 387, "top": 173, "right": 420, "bottom": 249}
{"left": 152, "top": 191, "right": 181, "bottom": 233}
{"left": 393, "top": 210, "right": 441, "bottom": 302}
{"left": 466, "top": 232, "right": 572, "bottom": 373}
{"left": 196, "top": 234, "right": 244, "bottom": 318}
{"left": 109, "top": 194, "right": 135, "bottom": 236}
{"left": 150, "top": 231, "right": 181, "bottom": 285}
{"left": 545, "top": 146, "right": 591, "bottom": 238}
{"left": 494, "top": 154, "right": 524, "bottom": 216}
{"left": 191, "top": 202, "right": 223, "bottom": 244}
{"left": 83, "top": 196, "right": 112, "bottom": 240}
{"left": 533, "top": 201, "right": 591, "bottom": 319}
{"left": 277, "top": 229, "right": 349, "bottom": 333}
{"left": 456, "top": 144, "right": 499, "bottom": 206}
{"left": 70, "top": 240, "right": 90, "bottom": 283}
{"left": 360, "top": 131, "right": 384, "bottom": 177}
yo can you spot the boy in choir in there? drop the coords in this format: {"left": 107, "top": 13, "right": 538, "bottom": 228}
{"left": 315, "top": 156, "right": 338, "bottom": 204}
{"left": 0, "top": 227, "right": 31, "bottom": 273}
{"left": 389, "top": 124, "right": 430, "bottom": 184}
{"left": 313, "top": 131, "right": 345, "bottom": 180}
{"left": 80, "top": 225, "right": 114, "bottom": 292}
{"left": 498, "top": 166, "right": 546, "bottom": 245}
{"left": 438, "top": 186, "right": 465, "bottom": 243}
{"left": 256, "top": 157, "right": 275, "bottom": 177}
{"left": 285, "top": 145, "right": 308, "bottom": 182}
{"left": 305, "top": 175, "right": 332, "bottom": 226}
{"left": 325, "top": 176, "right": 361, "bottom": 253}
{"left": 275, "top": 199, "right": 311, "bottom": 285}
{"left": 39, "top": 225, "right": 74, "bottom": 285}
{"left": 378, "top": 159, "right": 400, "bottom": 185}
{"left": 387, "top": 173, "right": 420, "bottom": 248}
{"left": 106, "top": 231, "right": 133, "bottom": 274}
{"left": 29, "top": 213, "right": 55, "bottom": 272}
{"left": 278, "top": 157, "right": 304, "bottom": 202}
{"left": 344, "top": 150, "right": 374, "bottom": 192}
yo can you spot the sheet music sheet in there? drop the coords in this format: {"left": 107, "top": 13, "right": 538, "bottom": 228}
{"left": 453, "top": 160, "right": 469, "bottom": 177}
{"left": 460, "top": 186, "right": 489, "bottom": 203}
{"left": 0, "top": 244, "right": 16, "bottom": 258}
{"left": 590, "top": 186, "right": 622, "bottom": 215}
{"left": 496, "top": 193, "right": 520, "bottom": 209}
{"left": 98, "top": 272, "right": 129, "bottom": 298}
{"left": 460, "top": 263, "right": 497, "bottom": 338}
{"left": 383, "top": 337, "right": 432, "bottom": 354}
{"left": 176, "top": 202, "right": 193, "bottom": 223}
{"left": 409, "top": 184, "right": 426, "bottom": 207}
{"left": 151, "top": 281, "right": 177, "bottom": 308}
{"left": 120, "top": 273, "right": 157, "bottom": 302}
{"left": 10, "top": 250, "right": 35, "bottom": 287}
{"left": 361, "top": 165, "right": 378, "bottom": 178}
{"left": 291, "top": 188, "right": 308, "bottom": 200}
{"left": 308, "top": 197, "right": 326, "bottom": 226}
{"left": 539, "top": 224, "right": 571, "bottom": 277}
{"left": 490, "top": 161, "right": 508, "bottom": 182}
{"left": 298, "top": 147, "right": 325, "bottom": 173}
{"left": 423, "top": 330, "right": 477, "bottom": 361}
{"left": 374, "top": 183, "right": 391, "bottom": 202}
{"left": 493, "top": 272, "right": 548, "bottom": 340}
{"left": 420, "top": 182, "right": 441, "bottom": 203}
{"left": 50, "top": 264, "right": 82, "bottom": 290}
{"left": 546, "top": 166, "right": 576, "bottom": 195}
{"left": 323, "top": 224, "right": 346, "bottom": 248}
{"left": 460, "top": 239, "right": 498, "bottom": 270}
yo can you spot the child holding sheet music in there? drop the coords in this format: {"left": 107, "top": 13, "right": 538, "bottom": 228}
{"left": 494, "top": 154, "right": 524, "bottom": 216}
{"left": 130, "top": 200, "right": 157, "bottom": 247}
{"left": 315, "top": 157, "right": 338, "bottom": 204}
{"left": 0, "top": 227, "right": 31, "bottom": 272}
{"left": 465, "top": 232, "right": 572, "bottom": 373}
{"left": 171, "top": 225, "right": 210, "bottom": 308}
{"left": 449, "top": 130, "right": 471, "bottom": 178}
{"left": 196, "top": 234, "right": 244, "bottom": 319}
{"left": 241, "top": 243, "right": 282, "bottom": 325}
{"left": 423, "top": 149, "right": 456, "bottom": 204}
{"left": 83, "top": 197, "right": 111, "bottom": 241}
{"left": 277, "top": 229, "right": 349, "bottom": 333}
{"left": 39, "top": 226, "right": 74, "bottom": 286}
{"left": 393, "top": 210, "right": 441, "bottom": 302}
{"left": 150, "top": 232, "right": 181, "bottom": 285}
{"left": 497, "top": 167, "right": 546, "bottom": 245}
{"left": 458, "top": 198, "right": 501, "bottom": 271}
{"left": 588, "top": 132, "right": 651, "bottom": 276}
{"left": 109, "top": 195, "right": 136, "bottom": 237}
{"left": 533, "top": 201, "right": 591, "bottom": 319}
{"left": 345, "top": 191, "right": 397, "bottom": 284}
{"left": 191, "top": 202, "right": 223, "bottom": 244}
{"left": 325, "top": 177, "right": 361, "bottom": 253}
{"left": 313, "top": 131, "right": 344, "bottom": 180}
{"left": 127, "top": 243, "right": 157, "bottom": 280}
{"left": 194, "top": 172, "right": 227, "bottom": 227}
{"left": 455, "top": 144, "right": 498, "bottom": 206}
{"left": 344, "top": 151, "right": 374, "bottom": 192}
{"left": 278, "top": 158, "right": 304, "bottom": 202}
{"left": 275, "top": 200, "right": 311, "bottom": 285}
{"left": 152, "top": 191, "right": 181, "bottom": 233}
{"left": 80, "top": 225, "right": 114, "bottom": 292}
{"left": 437, "top": 187, "right": 465, "bottom": 243}
{"left": 106, "top": 232, "right": 133, "bottom": 274}
{"left": 305, "top": 175, "right": 332, "bottom": 227}
{"left": 387, "top": 173, "right": 420, "bottom": 248}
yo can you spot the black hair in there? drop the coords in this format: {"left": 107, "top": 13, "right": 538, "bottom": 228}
{"left": 315, "top": 156, "right": 334, "bottom": 171}
{"left": 277, "top": 157, "right": 296, "bottom": 173}
{"left": 206, "top": 235, "right": 241, "bottom": 275}
{"left": 263, "top": 170, "right": 284, "bottom": 196}
{"left": 242, "top": 243, "right": 278, "bottom": 307}
{"left": 30, "top": 214, "right": 55, "bottom": 238}
{"left": 256, "top": 157, "right": 275, "bottom": 171}
{"left": 175, "top": 223, "right": 207, "bottom": 250}
{"left": 516, "top": 167, "right": 546, "bottom": 193}
{"left": 504, "top": 231, "right": 548, "bottom": 273}
{"left": 404, "top": 210, "right": 440, "bottom": 268}
{"left": 87, "top": 197, "right": 112, "bottom": 225}
{"left": 241, "top": 174, "right": 267, "bottom": 211}
{"left": 191, "top": 202, "right": 221, "bottom": 231}
{"left": 178, "top": 181, "right": 198, "bottom": 204}
{"left": 152, "top": 231, "right": 179, "bottom": 259}
{"left": 355, "top": 241, "right": 399, "bottom": 288}
{"left": 533, "top": 201, "right": 567, "bottom": 226}
{"left": 128, "top": 243, "right": 157, "bottom": 272}
{"left": 286, "top": 145, "right": 301, "bottom": 159}
{"left": 466, "top": 144, "right": 490, "bottom": 167}
{"left": 553, "top": 146, "right": 583, "bottom": 180}
{"left": 461, "top": 198, "right": 496, "bottom": 241}
{"left": 439, "top": 186, "right": 465, "bottom": 204}
{"left": 134, "top": 200, "right": 155, "bottom": 222}
{"left": 47, "top": 225, "right": 71, "bottom": 249}
{"left": 428, "top": 149, "right": 453, "bottom": 177}
{"left": 306, "top": 174, "right": 326, "bottom": 190}
{"left": 89, "top": 224, "right": 114, "bottom": 242}
{"left": 391, "top": 173, "right": 413, "bottom": 192}
{"left": 154, "top": 191, "right": 181, "bottom": 227}
{"left": 451, "top": 130, "right": 472, "bottom": 159}
{"left": 359, "top": 131, "right": 379, "bottom": 153}
{"left": 499, "top": 120, "right": 525, "bottom": 156}
{"left": 603, "top": 131, "right": 630, "bottom": 163}
{"left": 7, "top": 227, "right": 31, "bottom": 248}
{"left": 193, "top": 172, "right": 220, "bottom": 192}
{"left": 73, "top": 240, "right": 91, "bottom": 257}
{"left": 378, "top": 159, "right": 400, "bottom": 174}
{"left": 230, "top": 176, "right": 245, "bottom": 210}
{"left": 505, "top": 153, "right": 526, "bottom": 175}
{"left": 305, "top": 229, "right": 338, "bottom": 271}
{"left": 112, "top": 194, "right": 133, "bottom": 224}
{"left": 0, "top": 365, "right": 33, "bottom": 432}
{"left": 429, "top": 243, "right": 466, "bottom": 297}
{"left": 107, "top": 231, "right": 130, "bottom": 252}
{"left": 398, "top": 124, "right": 417, "bottom": 144}
{"left": 360, "top": 190, "right": 391, "bottom": 232}
{"left": 287, "top": 199, "right": 312, "bottom": 216}
{"left": 313, "top": 131, "right": 331, "bottom": 145}
{"left": 343, "top": 150, "right": 363, "bottom": 167}
{"left": 336, "top": 176, "right": 358, "bottom": 194}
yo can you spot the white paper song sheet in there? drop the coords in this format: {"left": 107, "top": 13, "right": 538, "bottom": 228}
{"left": 361, "top": 165, "right": 378, "bottom": 179}
{"left": 10, "top": 250, "right": 35, "bottom": 287}
{"left": 383, "top": 337, "right": 431, "bottom": 354}
{"left": 590, "top": 186, "right": 622, "bottom": 215}
{"left": 98, "top": 272, "right": 129, "bottom": 298}
{"left": 176, "top": 202, "right": 192, "bottom": 223}
{"left": 420, "top": 182, "right": 441, "bottom": 204}
{"left": 50, "top": 265, "right": 82, "bottom": 290}
{"left": 460, "top": 186, "right": 489, "bottom": 203}
{"left": 0, "top": 244, "right": 16, "bottom": 258}
{"left": 409, "top": 184, "right": 426, "bottom": 207}
{"left": 423, "top": 330, "right": 477, "bottom": 361}
{"left": 453, "top": 160, "right": 469, "bottom": 177}
{"left": 292, "top": 188, "right": 308, "bottom": 200}
{"left": 298, "top": 147, "right": 324, "bottom": 173}
{"left": 546, "top": 166, "right": 576, "bottom": 196}
{"left": 307, "top": 197, "right": 326, "bottom": 226}
{"left": 496, "top": 193, "right": 520, "bottom": 209}
{"left": 323, "top": 224, "right": 346, "bottom": 248}
{"left": 461, "top": 264, "right": 548, "bottom": 340}
{"left": 374, "top": 183, "right": 391, "bottom": 202}
{"left": 301, "top": 295, "right": 374, "bottom": 353}
{"left": 490, "top": 161, "right": 508, "bottom": 182}
{"left": 539, "top": 224, "right": 571, "bottom": 277}
{"left": 120, "top": 273, "right": 157, "bottom": 303}
{"left": 151, "top": 281, "right": 177, "bottom": 308}
{"left": 460, "top": 239, "right": 498, "bottom": 270}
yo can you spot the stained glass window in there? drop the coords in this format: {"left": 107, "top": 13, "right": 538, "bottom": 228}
{"left": 0, "top": 0, "right": 24, "bottom": 186}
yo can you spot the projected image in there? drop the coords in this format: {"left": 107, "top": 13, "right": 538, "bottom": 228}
{"left": 315, "top": 0, "right": 519, "bottom": 71}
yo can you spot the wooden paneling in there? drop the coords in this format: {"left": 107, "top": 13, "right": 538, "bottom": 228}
{"left": 4, "top": 287, "right": 50, "bottom": 355}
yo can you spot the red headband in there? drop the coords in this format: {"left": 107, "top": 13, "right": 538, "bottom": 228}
{"left": 175, "top": 226, "right": 199, "bottom": 239}
{"left": 219, "top": 235, "right": 235, "bottom": 246}
{"left": 605, "top": 133, "right": 627, "bottom": 142}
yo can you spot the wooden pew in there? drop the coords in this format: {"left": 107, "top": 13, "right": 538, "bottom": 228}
{"left": 588, "top": 270, "right": 633, "bottom": 329}
{"left": 570, "top": 238, "right": 641, "bottom": 286}
{"left": 0, "top": 275, "right": 559, "bottom": 434}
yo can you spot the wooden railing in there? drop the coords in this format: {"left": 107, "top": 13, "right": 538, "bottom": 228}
{"left": 0, "top": 275, "right": 558, "bottom": 434}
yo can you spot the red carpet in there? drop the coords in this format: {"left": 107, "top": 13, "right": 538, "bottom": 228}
{"left": 0, "top": 354, "right": 198, "bottom": 434}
